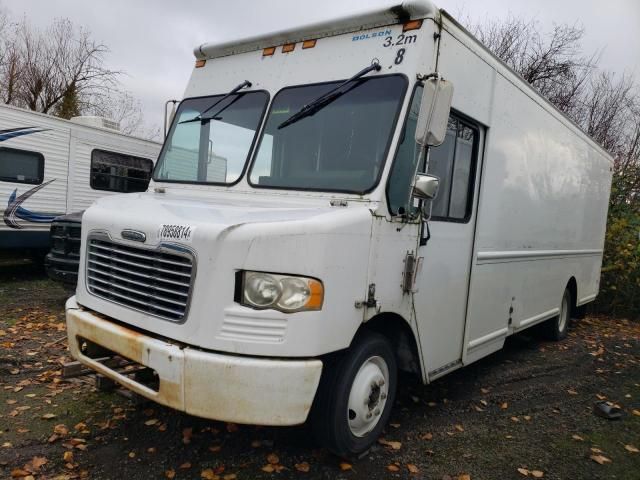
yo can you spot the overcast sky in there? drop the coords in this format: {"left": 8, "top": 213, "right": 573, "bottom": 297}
{"left": 2, "top": 0, "right": 639, "bottom": 135}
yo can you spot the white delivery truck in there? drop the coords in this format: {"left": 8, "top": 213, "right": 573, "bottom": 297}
{"left": 64, "top": 0, "right": 612, "bottom": 456}
{"left": 0, "top": 104, "right": 160, "bottom": 251}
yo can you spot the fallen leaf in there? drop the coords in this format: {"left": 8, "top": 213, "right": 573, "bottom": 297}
{"left": 458, "top": 475, "right": 471, "bottom": 480}
{"left": 407, "top": 463, "right": 419, "bottom": 473}
{"left": 144, "top": 419, "right": 159, "bottom": 426}
{"left": 523, "top": 415, "right": 532, "bottom": 421}
{"left": 128, "top": 452, "right": 136, "bottom": 458}
{"left": 567, "top": 389, "right": 578, "bottom": 395}
{"left": 201, "top": 468, "right": 218, "bottom": 479}
{"left": 591, "top": 447, "right": 603, "bottom": 454}
{"left": 378, "top": 438, "right": 402, "bottom": 450}
{"left": 266, "top": 453, "right": 280, "bottom": 465}
{"left": 295, "top": 462, "right": 310, "bottom": 472}
{"left": 165, "top": 469, "right": 176, "bottom": 479}
{"left": 596, "top": 394, "right": 607, "bottom": 400}
{"left": 223, "top": 475, "right": 237, "bottom": 480}
{"left": 54, "top": 424, "right": 69, "bottom": 436}
{"left": 339, "top": 462, "right": 352, "bottom": 471}
{"left": 209, "top": 445, "right": 222, "bottom": 453}
{"left": 182, "top": 427, "right": 193, "bottom": 444}
{"left": 63, "top": 451, "right": 74, "bottom": 463}
{"left": 590, "top": 454, "right": 611, "bottom": 465}
{"left": 572, "top": 434, "right": 584, "bottom": 441}
{"left": 500, "top": 402, "right": 508, "bottom": 410}
{"left": 10, "top": 468, "right": 31, "bottom": 478}
{"left": 632, "top": 409, "right": 640, "bottom": 417}
{"left": 625, "top": 444, "right": 639, "bottom": 453}
{"left": 180, "top": 462, "right": 192, "bottom": 469}
{"left": 517, "top": 467, "right": 530, "bottom": 476}
{"left": 261, "top": 465, "right": 275, "bottom": 473}
{"left": 226, "top": 423, "right": 238, "bottom": 433}
{"left": 420, "top": 432, "right": 433, "bottom": 440}
{"left": 481, "top": 387, "right": 490, "bottom": 394}
{"left": 29, "top": 456, "right": 48, "bottom": 471}
{"left": 531, "top": 471, "right": 544, "bottom": 478}
{"left": 455, "top": 424, "right": 464, "bottom": 432}
{"left": 41, "top": 413, "right": 57, "bottom": 420}
{"left": 387, "top": 464, "right": 400, "bottom": 472}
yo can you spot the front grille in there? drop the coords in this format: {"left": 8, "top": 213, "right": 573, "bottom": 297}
{"left": 86, "top": 236, "right": 194, "bottom": 322}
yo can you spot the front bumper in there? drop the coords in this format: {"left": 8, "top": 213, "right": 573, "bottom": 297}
{"left": 65, "top": 296, "right": 323, "bottom": 425}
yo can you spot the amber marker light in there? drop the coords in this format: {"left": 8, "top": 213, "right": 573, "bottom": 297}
{"left": 305, "top": 279, "right": 324, "bottom": 310}
{"left": 263, "top": 46, "right": 276, "bottom": 56}
{"left": 195, "top": 59, "right": 206, "bottom": 68}
{"left": 282, "top": 43, "right": 296, "bottom": 53}
{"left": 302, "top": 39, "right": 317, "bottom": 49}
{"left": 403, "top": 19, "right": 423, "bottom": 31}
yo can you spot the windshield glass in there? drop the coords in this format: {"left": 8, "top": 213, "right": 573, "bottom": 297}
{"left": 154, "top": 91, "right": 268, "bottom": 184}
{"left": 250, "top": 75, "right": 407, "bottom": 193}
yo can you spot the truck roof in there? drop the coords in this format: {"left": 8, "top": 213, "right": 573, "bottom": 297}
{"left": 194, "top": 0, "right": 438, "bottom": 60}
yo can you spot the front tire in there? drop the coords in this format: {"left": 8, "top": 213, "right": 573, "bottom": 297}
{"left": 311, "top": 331, "right": 397, "bottom": 457}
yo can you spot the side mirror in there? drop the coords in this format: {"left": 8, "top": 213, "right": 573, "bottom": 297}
{"left": 412, "top": 173, "right": 439, "bottom": 201}
{"left": 415, "top": 75, "right": 454, "bottom": 147}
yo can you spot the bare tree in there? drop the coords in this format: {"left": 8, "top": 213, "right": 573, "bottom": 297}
{"left": 0, "top": 12, "right": 157, "bottom": 138}
{"left": 469, "top": 16, "right": 598, "bottom": 114}
{"left": 16, "top": 18, "right": 118, "bottom": 115}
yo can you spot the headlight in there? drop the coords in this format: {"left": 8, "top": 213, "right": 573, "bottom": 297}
{"left": 240, "top": 271, "right": 324, "bottom": 312}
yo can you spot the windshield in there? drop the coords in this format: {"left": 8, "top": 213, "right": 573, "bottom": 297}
{"left": 250, "top": 75, "right": 407, "bottom": 193}
{"left": 154, "top": 91, "right": 268, "bottom": 184}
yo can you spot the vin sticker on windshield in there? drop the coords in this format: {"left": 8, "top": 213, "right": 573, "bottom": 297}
{"left": 158, "top": 224, "right": 195, "bottom": 243}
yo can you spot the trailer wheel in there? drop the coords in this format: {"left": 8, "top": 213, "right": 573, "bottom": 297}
{"left": 542, "top": 287, "right": 572, "bottom": 341}
{"left": 311, "top": 331, "right": 397, "bottom": 457}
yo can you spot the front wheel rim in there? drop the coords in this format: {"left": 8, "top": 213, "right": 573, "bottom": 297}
{"left": 347, "top": 355, "right": 389, "bottom": 438}
{"left": 559, "top": 291, "right": 570, "bottom": 332}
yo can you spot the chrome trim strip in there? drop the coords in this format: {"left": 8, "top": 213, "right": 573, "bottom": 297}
{"left": 477, "top": 249, "right": 603, "bottom": 264}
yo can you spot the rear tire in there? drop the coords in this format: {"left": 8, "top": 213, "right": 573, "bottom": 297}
{"left": 310, "top": 331, "right": 397, "bottom": 457}
{"left": 542, "top": 287, "right": 571, "bottom": 341}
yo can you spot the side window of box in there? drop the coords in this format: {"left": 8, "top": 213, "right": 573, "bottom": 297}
{"left": 90, "top": 149, "right": 153, "bottom": 193}
{"left": 0, "top": 147, "right": 44, "bottom": 184}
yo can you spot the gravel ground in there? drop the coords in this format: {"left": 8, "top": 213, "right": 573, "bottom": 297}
{"left": 1, "top": 258, "right": 639, "bottom": 480}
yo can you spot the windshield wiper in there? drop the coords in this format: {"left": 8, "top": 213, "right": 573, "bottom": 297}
{"left": 278, "top": 62, "right": 381, "bottom": 130}
{"left": 179, "top": 80, "right": 252, "bottom": 124}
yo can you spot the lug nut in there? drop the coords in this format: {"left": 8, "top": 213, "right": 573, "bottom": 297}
{"left": 366, "top": 412, "right": 372, "bottom": 419}
{"left": 381, "top": 393, "right": 387, "bottom": 400}
{"left": 374, "top": 408, "right": 380, "bottom": 416}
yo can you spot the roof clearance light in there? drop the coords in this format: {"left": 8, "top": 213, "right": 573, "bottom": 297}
{"left": 195, "top": 59, "right": 206, "bottom": 68}
{"left": 302, "top": 39, "right": 317, "bottom": 49}
{"left": 263, "top": 46, "right": 276, "bottom": 56}
{"left": 403, "top": 19, "right": 423, "bottom": 31}
{"left": 282, "top": 43, "right": 296, "bottom": 53}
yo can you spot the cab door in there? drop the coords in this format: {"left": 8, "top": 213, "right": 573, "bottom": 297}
{"left": 414, "top": 115, "right": 482, "bottom": 379}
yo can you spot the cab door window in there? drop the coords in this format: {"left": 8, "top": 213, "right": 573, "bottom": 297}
{"left": 387, "top": 86, "right": 478, "bottom": 222}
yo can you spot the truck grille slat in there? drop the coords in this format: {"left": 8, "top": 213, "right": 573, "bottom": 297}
{"left": 87, "top": 258, "right": 190, "bottom": 289}
{"left": 86, "top": 236, "right": 195, "bottom": 322}
{"left": 88, "top": 250, "right": 191, "bottom": 278}
{"left": 90, "top": 242, "right": 192, "bottom": 268}
{"left": 87, "top": 267, "right": 189, "bottom": 297}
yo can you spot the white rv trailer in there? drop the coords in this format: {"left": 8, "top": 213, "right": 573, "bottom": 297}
{"left": 0, "top": 104, "right": 161, "bottom": 250}
{"left": 64, "top": 0, "right": 612, "bottom": 456}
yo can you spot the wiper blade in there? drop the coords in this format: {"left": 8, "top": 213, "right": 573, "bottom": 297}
{"left": 278, "top": 62, "right": 381, "bottom": 130}
{"left": 179, "top": 80, "right": 252, "bottom": 124}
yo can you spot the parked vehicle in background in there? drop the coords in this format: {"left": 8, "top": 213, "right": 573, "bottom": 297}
{"left": 64, "top": 0, "right": 612, "bottom": 456}
{"left": 0, "top": 104, "right": 160, "bottom": 255}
